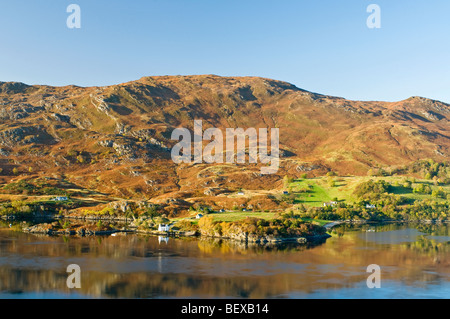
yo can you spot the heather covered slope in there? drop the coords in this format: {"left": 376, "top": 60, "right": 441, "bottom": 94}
{"left": 0, "top": 75, "right": 448, "bottom": 205}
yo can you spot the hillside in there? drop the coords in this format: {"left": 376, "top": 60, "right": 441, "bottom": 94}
{"left": 0, "top": 75, "right": 448, "bottom": 214}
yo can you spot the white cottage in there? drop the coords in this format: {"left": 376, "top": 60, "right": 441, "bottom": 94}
{"left": 52, "top": 196, "right": 68, "bottom": 201}
{"left": 323, "top": 201, "right": 338, "bottom": 207}
{"left": 158, "top": 224, "right": 171, "bottom": 232}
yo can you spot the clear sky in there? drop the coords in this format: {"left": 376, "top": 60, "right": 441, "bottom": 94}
{"left": 0, "top": 0, "right": 449, "bottom": 103}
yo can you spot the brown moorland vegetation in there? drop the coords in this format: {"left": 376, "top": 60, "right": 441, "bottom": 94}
{"left": 0, "top": 75, "right": 448, "bottom": 216}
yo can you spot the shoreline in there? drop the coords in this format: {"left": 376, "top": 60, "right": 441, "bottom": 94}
{"left": 19, "top": 225, "right": 331, "bottom": 246}
{"left": 6, "top": 216, "right": 450, "bottom": 246}
{"left": 16, "top": 219, "right": 332, "bottom": 246}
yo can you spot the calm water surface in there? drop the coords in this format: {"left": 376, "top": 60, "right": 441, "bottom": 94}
{"left": 0, "top": 222, "right": 449, "bottom": 299}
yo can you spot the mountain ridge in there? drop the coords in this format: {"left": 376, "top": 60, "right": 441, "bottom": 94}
{"left": 2, "top": 75, "right": 449, "bottom": 106}
{"left": 0, "top": 75, "right": 448, "bottom": 205}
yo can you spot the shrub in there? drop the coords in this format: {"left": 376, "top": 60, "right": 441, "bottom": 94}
{"left": 353, "top": 180, "right": 390, "bottom": 199}
{"left": 413, "top": 184, "right": 432, "bottom": 194}
{"left": 176, "top": 219, "right": 199, "bottom": 232}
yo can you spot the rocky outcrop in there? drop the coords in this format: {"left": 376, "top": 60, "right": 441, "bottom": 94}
{"left": 226, "top": 232, "right": 327, "bottom": 244}
{"left": 203, "top": 187, "right": 228, "bottom": 196}
{"left": 199, "top": 226, "right": 329, "bottom": 245}
{"left": 0, "top": 126, "right": 55, "bottom": 147}
{"left": 51, "top": 113, "right": 71, "bottom": 123}
{"left": 0, "top": 82, "right": 30, "bottom": 94}
{"left": 22, "top": 222, "right": 126, "bottom": 236}
{"left": 107, "top": 200, "right": 157, "bottom": 214}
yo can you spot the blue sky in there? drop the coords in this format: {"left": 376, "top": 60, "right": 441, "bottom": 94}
{"left": 0, "top": 0, "right": 449, "bottom": 103}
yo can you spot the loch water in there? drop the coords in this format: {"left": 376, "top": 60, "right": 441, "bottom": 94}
{"left": 0, "top": 222, "right": 448, "bottom": 299}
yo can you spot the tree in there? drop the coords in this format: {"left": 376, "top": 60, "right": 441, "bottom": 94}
{"left": 12, "top": 167, "right": 19, "bottom": 175}
{"left": 326, "top": 171, "right": 337, "bottom": 177}
{"left": 283, "top": 175, "right": 293, "bottom": 188}
{"left": 328, "top": 178, "right": 336, "bottom": 187}
{"left": 67, "top": 150, "right": 77, "bottom": 157}
{"left": 282, "top": 193, "right": 296, "bottom": 204}
{"left": 413, "top": 183, "right": 432, "bottom": 194}
{"left": 77, "top": 155, "right": 85, "bottom": 164}
{"left": 433, "top": 176, "right": 439, "bottom": 186}
{"left": 198, "top": 215, "right": 215, "bottom": 235}
{"left": 431, "top": 187, "right": 446, "bottom": 199}
{"left": 353, "top": 179, "right": 390, "bottom": 199}
{"left": 144, "top": 206, "right": 159, "bottom": 221}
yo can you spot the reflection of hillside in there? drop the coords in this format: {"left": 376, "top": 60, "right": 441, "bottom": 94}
{"left": 321, "top": 224, "right": 450, "bottom": 282}
{"left": 415, "top": 224, "right": 450, "bottom": 236}
{"left": 0, "top": 225, "right": 449, "bottom": 298}
{"left": 400, "top": 236, "right": 450, "bottom": 255}
{"left": 100, "top": 272, "right": 290, "bottom": 298}
{"left": 196, "top": 238, "right": 311, "bottom": 255}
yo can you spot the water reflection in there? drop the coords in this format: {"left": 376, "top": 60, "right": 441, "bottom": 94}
{"left": 158, "top": 236, "right": 169, "bottom": 245}
{"left": 360, "top": 228, "right": 428, "bottom": 244}
{"left": 0, "top": 222, "right": 449, "bottom": 298}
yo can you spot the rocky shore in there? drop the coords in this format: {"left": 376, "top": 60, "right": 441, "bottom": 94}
{"left": 20, "top": 220, "right": 331, "bottom": 246}
{"left": 21, "top": 222, "right": 132, "bottom": 236}
{"left": 194, "top": 231, "right": 331, "bottom": 245}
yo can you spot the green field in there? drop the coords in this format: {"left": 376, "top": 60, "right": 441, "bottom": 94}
{"left": 288, "top": 176, "right": 450, "bottom": 207}
{"left": 208, "top": 212, "right": 330, "bottom": 226}
{"left": 171, "top": 210, "right": 330, "bottom": 227}
{"left": 289, "top": 178, "right": 333, "bottom": 206}
{"left": 170, "top": 174, "right": 450, "bottom": 226}
{"left": 209, "top": 211, "right": 277, "bottom": 222}
{"left": 171, "top": 211, "right": 277, "bottom": 223}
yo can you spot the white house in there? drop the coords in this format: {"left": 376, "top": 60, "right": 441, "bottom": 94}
{"left": 196, "top": 213, "right": 204, "bottom": 219}
{"left": 323, "top": 201, "right": 338, "bottom": 207}
{"left": 158, "top": 224, "right": 171, "bottom": 232}
{"left": 366, "top": 204, "right": 376, "bottom": 209}
{"left": 237, "top": 191, "right": 244, "bottom": 195}
{"left": 52, "top": 196, "right": 68, "bottom": 201}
